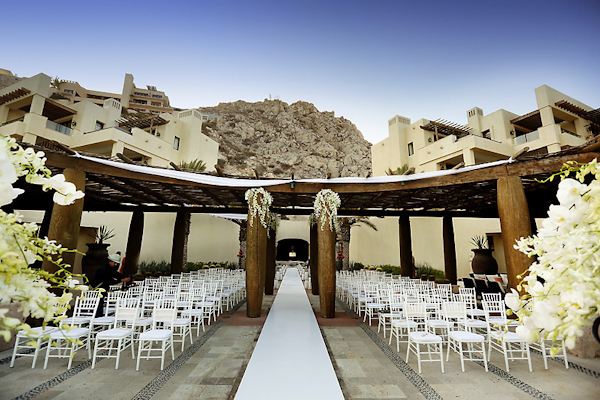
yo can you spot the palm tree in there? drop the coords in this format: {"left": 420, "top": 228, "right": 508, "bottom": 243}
{"left": 50, "top": 76, "right": 63, "bottom": 90}
{"left": 338, "top": 217, "right": 378, "bottom": 270}
{"left": 386, "top": 164, "right": 410, "bottom": 175}
{"left": 179, "top": 159, "right": 207, "bottom": 172}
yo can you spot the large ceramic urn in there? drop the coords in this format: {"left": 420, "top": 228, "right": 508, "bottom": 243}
{"left": 471, "top": 249, "right": 498, "bottom": 275}
{"left": 82, "top": 243, "right": 110, "bottom": 284}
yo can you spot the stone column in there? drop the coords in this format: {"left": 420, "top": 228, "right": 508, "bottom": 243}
{"left": 0, "top": 104, "right": 9, "bottom": 124}
{"left": 310, "top": 223, "right": 319, "bottom": 295}
{"left": 497, "top": 176, "right": 533, "bottom": 292}
{"left": 30, "top": 94, "right": 45, "bottom": 115}
{"left": 399, "top": 214, "right": 414, "bottom": 277}
{"left": 42, "top": 168, "right": 85, "bottom": 276}
{"left": 170, "top": 211, "right": 190, "bottom": 274}
{"left": 442, "top": 216, "right": 457, "bottom": 284}
{"left": 264, "top": 227, "right": 276, "bottom": 295}
{"left": 245, "top": 193, "right": 268, "bottom": 318}
{"left": 318, "top": 219, "right": 336, "bottom": 318}
{"left": 123, "top": 210, "right": 144, "bottom": 276}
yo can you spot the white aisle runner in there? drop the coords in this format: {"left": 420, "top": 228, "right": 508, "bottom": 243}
{"left": 235, "top": 268, "right": 344, "bottom": 400}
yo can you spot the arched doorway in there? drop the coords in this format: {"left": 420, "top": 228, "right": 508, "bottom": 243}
{"left": 276, "top": 238, "right": 309, "bottom": 261}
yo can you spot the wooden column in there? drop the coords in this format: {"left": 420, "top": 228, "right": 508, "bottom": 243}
{"left": 42, "top": 168, "right": 85, "bottom": 276}
{"left": 442, "top": 216, "right": 457, "bottom": 284}
{"left": 170, "top": 211, "right": 190, "bottom": 274}
{"left": 310, "top": 223, "right": 319, "bottom": 295}
{"left": 318, "top": 220, "right": 336, "bottom": 318}
{"left": 264, "top": 227, "right": 276, "bottom": 295}
{"left": 123, "top": 210, "right": 144, "bottom": 276}
{"left": 246, "top": 211, "right": 268, "bottom": 317}
{"left": 497, "top": 176, "right": 533, "bottom": 292}
{"left": 399, "top": 214, "right": 414, "bottom": 277}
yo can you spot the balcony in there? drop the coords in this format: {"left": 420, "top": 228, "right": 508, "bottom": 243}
{"left": 513, "top": 130, "right": 539, "bottom": 145}
{"left": 46, "top": 120, "right": 72, "bottom": 136}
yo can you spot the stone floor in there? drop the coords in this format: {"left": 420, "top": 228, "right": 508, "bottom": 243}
{"left": 1, "top": 290, "right": 599, "bottom": 400}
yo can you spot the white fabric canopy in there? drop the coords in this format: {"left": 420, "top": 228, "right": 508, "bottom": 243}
{"left": 75, "top": 153, "right": 513, "bottom": 188}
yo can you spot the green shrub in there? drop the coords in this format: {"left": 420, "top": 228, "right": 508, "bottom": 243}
{"left": 350, "top": 262, "right": 364, "bottom": 271}
{"left": 415, "top": 262, "right": 445, "bottom": 282}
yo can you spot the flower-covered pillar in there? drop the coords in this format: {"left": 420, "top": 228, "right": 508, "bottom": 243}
{"left": 314, "top": 189, "right": 340, "bottom": 318}
{"left": 497, "top": 176, "right": 532, "bottom": 292}
{"left": 245, "top": 188, "right": 272, "bottom": 317}
{"left": 309, "top": 220, "right": 319, "bottom": 295}
{"left": 42, "top": 168, "right": 86, "bottom": 276}
{"left": 123, "top": 210, "right": 144, "bottom": 276}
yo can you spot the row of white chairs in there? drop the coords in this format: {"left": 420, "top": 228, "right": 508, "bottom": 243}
{"left": 337, "top": 272, "right": 568, "bottom": 373}
{"left": 10, "top": 272, "right": 246, "bottom": 370}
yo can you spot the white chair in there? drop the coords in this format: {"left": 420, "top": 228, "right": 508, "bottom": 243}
{"left": 377, "top": 287, "right": 392, "bottom": 337}
{"left": 43, "top": 295, "right": 99, "bottom": 370}
{"left": 62, "top": 291, "right": 101, "bottom": 327}
{"left": 532, "top": 339, "right": 569, "bottom": 370}
{"left": 404, "top": 302, "right": 444, "bottom": 373}
{"left": 168, "top": 292, "right": 193, "bottom": 350}
{"left": 137, "top": 298, "right": 176, "bottom": 370}
{"left": 10, "top": 326, "right": 58, "bottom": 369}
{"left": 196, "top": 283, "right": 217, "bottom": 325}
{"left": 186, "top": 287, "right": 207, "bottom": 335}
{"left": 90, "top": 291, "right": 128, "bottom": 337}
{"left": 483, "top": 300, "right": 532, "bottom": 372}
{"left": 364, "top": 285, "right": 384, "bottom": 325}
{"left": 443, "top": 302, "right": 488, "bottom": 372}
{"left": 91, "top": 298, "right": 140, "bottom": 369}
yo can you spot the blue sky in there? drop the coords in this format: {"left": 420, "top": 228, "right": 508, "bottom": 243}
{"left": 5, "top": 0, "right": 599, "bottom": 144}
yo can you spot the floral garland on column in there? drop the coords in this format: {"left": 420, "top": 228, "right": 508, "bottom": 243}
{"left": 313, "top": 189, "right": 341, "bottom": 232}
{"left": 505, "top": 159, "right": 600, "bottom": 353}
{"left": 245, "top": 187, "right": 273, "bottom": 229}
{"left": 0, "top": 136, "right": 86, "bottom": 342}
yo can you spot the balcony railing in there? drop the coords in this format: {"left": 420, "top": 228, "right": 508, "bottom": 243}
{"left": 513, "top": 130, "right": 539, "bottom": 145}
{"left": 46, "top": 120, "right": 73, "bottom": 136}
{"left": 0, "top": 116, "right": 24, "bottom": 127}
{"left": 561, "top": 128, "right": 580, "bottom": 137}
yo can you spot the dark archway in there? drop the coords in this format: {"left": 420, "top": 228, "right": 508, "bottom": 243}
{"left": 276, "top": 238, "right": 309, "bottom": 261}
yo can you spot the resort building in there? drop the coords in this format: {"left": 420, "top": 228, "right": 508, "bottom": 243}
{"left": 365, "top": 85, "right": 599, "bottom": 278}
{"left": 372, "top": 85, "right": 598, "bottom": 175}
{"left": 0, "top": 73, "right": 219, "bottom": 169}
{"left": 2, "top": 72, "right": 598, "bottom": 281}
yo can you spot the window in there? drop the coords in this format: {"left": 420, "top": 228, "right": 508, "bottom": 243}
{"left": 408, "top": 142, "right": 414, "bottom": 156}
{"left": 63, "top": 89, "right": 74, "bottom": 94}
{"left": 173, "top": 136, "right": 180, "bottom": 150}
{"left": 95, "top": 121, "right": 104, "bottom": 131}
{"left": 482, "top": 129, "right": 491, "bottom": 139}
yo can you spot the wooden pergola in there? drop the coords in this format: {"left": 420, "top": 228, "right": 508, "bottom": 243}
{"left": 11, "top": 138, "right": 600, "bottom": 318}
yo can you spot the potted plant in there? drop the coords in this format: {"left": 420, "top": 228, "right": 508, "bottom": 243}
{"left": 82, "top": 226, "right": 115, "bottom": 282}
{"left": 470, "top": 235, "right": 498, "bottom": 275}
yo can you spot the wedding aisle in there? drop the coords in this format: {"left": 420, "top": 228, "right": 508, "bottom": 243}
{"left": 235, "top": 267, "right": 343, "bottom": 399}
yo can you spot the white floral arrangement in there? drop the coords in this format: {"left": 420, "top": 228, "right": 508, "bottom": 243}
{"left": 245, "top": 187, "right": 273, "bottom": 229}
{"left": 1, "top": 135, "right": 86, "bottom": 342}
{"left": 505, "top": 159, "right": 600, "bottom": 353}
{"left": 313, "top": 189, "right": 341, "bottom": 232}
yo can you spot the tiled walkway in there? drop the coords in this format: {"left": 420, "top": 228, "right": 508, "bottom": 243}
{"left": 1, "top": 283, "right": 599, "bottom": 399}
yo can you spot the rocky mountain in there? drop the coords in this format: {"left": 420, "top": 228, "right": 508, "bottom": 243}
{"left": 199, "top": 100, "right": 372, "bottom": 179}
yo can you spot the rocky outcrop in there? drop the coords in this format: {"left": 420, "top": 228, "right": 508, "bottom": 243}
{"left": 0, "top": 74, "right": 24, "bottom": 90}
{"left": 199, "top": 100, "right": 372, "bottom": 179}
